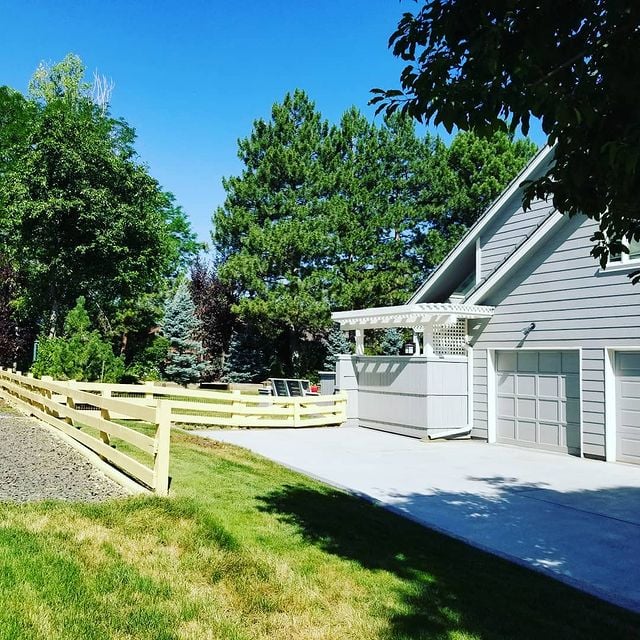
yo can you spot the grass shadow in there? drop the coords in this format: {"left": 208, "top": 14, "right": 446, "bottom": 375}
{"left": 258, "top": 482, "right": 640, "bottom": 640}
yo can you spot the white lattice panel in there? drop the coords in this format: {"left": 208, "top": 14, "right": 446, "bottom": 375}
{"left": 433, "top": 320, "right": 467, "bottom": 356}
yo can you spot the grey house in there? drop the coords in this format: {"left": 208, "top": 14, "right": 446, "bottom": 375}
{"left": 333, "top": 146, "right": 640, "bottom": 465}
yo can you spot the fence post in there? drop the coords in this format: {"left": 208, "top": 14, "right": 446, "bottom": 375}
{"left": 231, "top": 390, "right": 245, "bottom": 428}
{"left": 64, "top": 380, "right": 77, "bottom": 426}
{"left": 338, "top": 392, "right": 347, "bottom": 423}
{"left": 99, "top": 388, "right": 112, "bottom": 447}
{"left": 144, "top": 381, "right": 155, "bottom": 405}
{"left": 293, "top": 398, "right": 301, "bottom": 428}
{"left": 153, "top": 399, "right": 171, "bottom": 496}
{"left": 40, "top": 375, "right": 55, "bottom": 416}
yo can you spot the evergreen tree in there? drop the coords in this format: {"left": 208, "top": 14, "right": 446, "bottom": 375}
{"left": 379, "top": 328, "right": 404, "bottom": 356}
{"left": 31, "top": 297, "right": 124, "bottom": 381}
{"left": 322, "top": 324, "right": 351, "bottom": 370}
{"left": 214, "top": 90, "right": 335, "bottom": 376}
{"left": 222, "top": 323, "right": 273, "bottom": 383}
{"left": 162, "top": 282, "right": 206, "bottom": 385}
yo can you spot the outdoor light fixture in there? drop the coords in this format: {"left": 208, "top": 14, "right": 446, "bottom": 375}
{"left": 403, "top": 341, "right": 416, "bottom": 355}
{"left": 522, "top": 322, "right": 536, "bottom": 336}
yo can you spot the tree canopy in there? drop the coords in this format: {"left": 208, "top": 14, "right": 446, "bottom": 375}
{"left": 0, "top": 54, "right": 199, "bottom": 373}
{"left": 372, "top": 1, "right": 640, "bottom": 269}
{"left": 0, "top": 56, "right": 200, "bottom": 331}
{"left": 214, "top": 90, "right": 535, "bottom": 375}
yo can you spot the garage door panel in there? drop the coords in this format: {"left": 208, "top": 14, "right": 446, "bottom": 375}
{"left": 562, "top": 352, "right": 579, "bottom": 373}
{"left": 497, "top": 352, "right": 517, "bottom": 372}
{"left": 616, "top": 351, "right": 640, "bottom": 464}
{"left": 538, "top": 376, "right": 559, "bottom": 398}
{"left": 539, "top": 399, "right": 559, "bottom": 422}
{"left": 498, "top": 418, "right": 516, "bottom": 439}
{"left": 539, "top": 422, "right": 560, "bottom": 446}
{"left": 539, "top": 352, "right": 561, "bottom": 373}
{"left": 497, "top": 373, "right": 515, "bottom": 393}
{"left": 565, "top": 424, "right": 581, "bottom": 450}
{"left": 498, "top": 396, "right": 515, "bottom": 416}
{"left": 496, "top": 350, "right": 580, "bottom": 455}
{"left": 619, "top": 438, "right": 640, "bottom": 459}
{"left": 617, "top": 352, "right": 640, "bottom": 373}
{"left": 517, "top": 352, "right": 538, "bottom": 372}
{"left": 517, "top": 375, "right": 536, "bottom": 395}
{"left": 620, "top": 381, "right": 640, "bottom": 400}
{"left": 517, "top": 397, "right": 536, "bottom": 419}
{"left": 564, "top": 374, "right": 580, "bottom": 399}
{"left": 517, "top": 420, "right": 537, "bottom": 443}
{"left": 620, "top": 410, "right": 640, "bottom": 430}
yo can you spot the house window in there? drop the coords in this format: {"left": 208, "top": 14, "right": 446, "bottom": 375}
{"left": 610, "top": 237, "right": 640, "bottom": 264}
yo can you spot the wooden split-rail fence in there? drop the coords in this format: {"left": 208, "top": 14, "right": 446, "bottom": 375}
{"left": 0, "top": 369, "right": 347, "bottom": 495}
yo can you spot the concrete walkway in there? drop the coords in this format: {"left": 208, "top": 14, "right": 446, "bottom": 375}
{"left": 195, "top": 426, "right": 640, "bottom": 612}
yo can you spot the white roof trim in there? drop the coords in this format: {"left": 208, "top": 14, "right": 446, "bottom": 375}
{"left": 332, "top": 303, "right": 494, "bottom": 330}
{"left": 407, "top": 144, "right": 554, "bottom": 304}
{"left": 466, "top": 210, "right": 565, "bottom": 305}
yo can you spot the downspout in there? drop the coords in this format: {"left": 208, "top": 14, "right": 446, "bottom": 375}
{"left": 427, "top": 426, "right": 472, "bottom": 440}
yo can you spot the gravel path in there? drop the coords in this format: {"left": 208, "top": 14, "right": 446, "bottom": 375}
{"left": 0, "top": 401, "right": 130, "bottom": 502}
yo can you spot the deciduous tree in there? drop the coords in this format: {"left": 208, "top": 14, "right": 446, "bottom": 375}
{"left": 372, "top": 1, "right": 640, "bottom": 270}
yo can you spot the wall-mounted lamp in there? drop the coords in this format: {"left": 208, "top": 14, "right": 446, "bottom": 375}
{"left": 403, "top": 341, "right": 416, "bottom": 356}
{"left": 522, "top": 322, "right": 536, "bottom": 336}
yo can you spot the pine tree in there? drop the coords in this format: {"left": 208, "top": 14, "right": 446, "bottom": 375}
{"left": 379, "top": 328, "right": 404, "bottom": 356}
{"left": 222, "top": 323, "right": 273, "bottom": 383}
{"left": 162, "top": 282, "right": 206, "bottom": 385}
{"left": 323, "top": 324, "right": 351, "bottom": 370}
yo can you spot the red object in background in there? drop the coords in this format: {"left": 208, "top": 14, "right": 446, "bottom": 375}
{"left": 310, "top": 384, "right": 319, "bottom": 393}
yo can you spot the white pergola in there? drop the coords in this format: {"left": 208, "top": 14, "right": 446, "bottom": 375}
{"left": 331, "top": 303, "right": 494, "bottom": 356}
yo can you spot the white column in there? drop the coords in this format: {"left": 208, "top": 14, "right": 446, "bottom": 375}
{"left": 412, "top": 330, "right": 421, "bottom": 356}
{"left": 422, "top": 321, "right": 434, "bottom": 357}
{"left": 355, "top": 329, "right": 364, "bottom": 355}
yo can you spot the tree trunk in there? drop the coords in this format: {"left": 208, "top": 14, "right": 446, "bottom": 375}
{"left": 48, "top": 302, "right": 59, "bottom": 338}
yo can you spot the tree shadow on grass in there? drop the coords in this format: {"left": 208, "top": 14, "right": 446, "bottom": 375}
{"left": 257, "top": 482, "right": 640, "bottom": 640}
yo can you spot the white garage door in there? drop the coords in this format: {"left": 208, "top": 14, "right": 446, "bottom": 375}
{"left": 616, "top": 352, "right": 640, "bottom": 465}
{"left": 496, "top": 351, "right": 580, "bottom": 455}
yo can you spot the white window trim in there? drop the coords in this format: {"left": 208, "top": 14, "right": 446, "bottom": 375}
{"left": 600, "top": 259, "right": 640, "bottom": 273}
{"left": 603, "top": 237, "right": 640, "bottom": 271}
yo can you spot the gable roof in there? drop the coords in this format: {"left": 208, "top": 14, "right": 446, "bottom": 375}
{"left": 407, "top": 144, "right": 555, "bottom": 305}
{"left": 465, "top": 209, "right": 565, "bottom": 305}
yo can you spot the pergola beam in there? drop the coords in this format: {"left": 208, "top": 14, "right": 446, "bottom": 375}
{"left": 332, "top": 303, "right": 494, "bottom": 332}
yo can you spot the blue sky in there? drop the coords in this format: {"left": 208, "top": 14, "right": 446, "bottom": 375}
{"left": 1, "top": 1, "right": 545, "bottom": 244}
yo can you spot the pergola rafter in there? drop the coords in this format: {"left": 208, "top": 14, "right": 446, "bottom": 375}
{"left": 331, "top": 303, "right": 494, "bottom": 356}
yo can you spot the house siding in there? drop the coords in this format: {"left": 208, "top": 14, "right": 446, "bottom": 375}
{"left": 479, "top": 197, "right": 555, "bottom": 282}
{"left": 471, "top": 214, "right": 640, "bottom": 459}
{"left": 472, "top": 348, "right": 488, "bottom": 439}
{"left": 349, "top": 355, "right": 468, "bottom": 437}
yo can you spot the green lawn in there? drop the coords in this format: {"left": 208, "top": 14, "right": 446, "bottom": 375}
{"left": 0, "top": 429, "right": 638, "bottom": 640}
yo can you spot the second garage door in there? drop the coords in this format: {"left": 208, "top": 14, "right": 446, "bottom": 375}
{"left": 496, "top": 350, "right": 580, "bottom": 455}
{"left": 616, "top": 352, "right": 640, "bottom": 464}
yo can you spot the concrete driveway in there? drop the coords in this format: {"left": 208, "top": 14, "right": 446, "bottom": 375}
{"left": 194, "top": 426, "right": 640, "bottom": 612}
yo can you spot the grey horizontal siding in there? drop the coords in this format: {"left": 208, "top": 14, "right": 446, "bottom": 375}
{"left": 473, "top": 213, "right": 640, "bottom": 458}
{"left": 473, "top": 349, "right": 488, "bottom": 439}
{"left": 352, "top": 356, "right": 469, "bottom": 436}
{"left": 479, "top": 197, "right": 555, "bottom": 281}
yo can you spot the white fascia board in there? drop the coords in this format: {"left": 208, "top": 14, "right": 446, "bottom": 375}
{"left": 407, "top": 144, "right": 555, "bottom": 305}
{"left": 466, "top": 210, "right": 565, "bottom": 305}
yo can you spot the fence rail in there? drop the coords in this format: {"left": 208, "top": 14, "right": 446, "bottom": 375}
{"left": 51, "top": 381, "right": 348, "bottom": 428}
{"left": 0, "top": 368, "right": 170, "bottom": 495}
{"left": 0, "top": 371, "right": 347, "bottom": 494}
